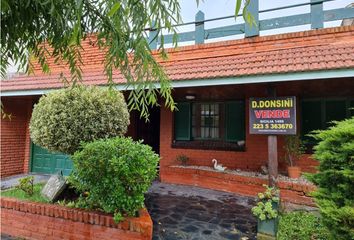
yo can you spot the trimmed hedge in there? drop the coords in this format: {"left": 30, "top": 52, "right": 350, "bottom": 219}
{"left": 69, "top": 137, "right": 159, "bottom": 220}
{"left": 30, "top": 86, "right": 129, "bottom": 155}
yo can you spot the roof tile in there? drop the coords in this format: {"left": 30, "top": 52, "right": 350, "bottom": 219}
{"left": 2, "top": 26, "right": 354, "bottom": 92}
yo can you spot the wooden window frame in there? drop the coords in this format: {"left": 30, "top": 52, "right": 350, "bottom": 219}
{"left": 173, "top": 100, "right": 245, "bottom": 151}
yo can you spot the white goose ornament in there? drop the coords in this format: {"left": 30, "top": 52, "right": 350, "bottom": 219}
{"left": 212, "top": 159, "right": 227, "bottom": 172}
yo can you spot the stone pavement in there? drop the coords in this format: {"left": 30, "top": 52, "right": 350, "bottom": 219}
{"left": 145, "top": 182, "right": 257, "bottom": 240}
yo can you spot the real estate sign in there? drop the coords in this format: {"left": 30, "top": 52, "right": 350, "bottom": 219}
{"left": 249, "top": 96, "right": 296, "bottom": 135}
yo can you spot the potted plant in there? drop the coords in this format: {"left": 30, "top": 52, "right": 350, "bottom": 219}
{"left": 284, "top": 135, "right": 304, "bottom": 178}
{"left": 252, "top": 185, "right": 280, "bottom": 237}
{"left": 176, "top": 154, "right": 189, "bottom": 166}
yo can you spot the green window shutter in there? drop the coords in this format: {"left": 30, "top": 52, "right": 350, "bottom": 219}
{"left": 350, "top": 100, "right": 354, "bottom": 117}
{"left": 174, "top": 102, "right": 191, "bottom": 140}
{"left": 225, "top": 101, "right": 245, "bottom": 142}
{"left": 325, "top": 100, "right": 347, "bottom": 127}
{"left": 301, "top": 100, "right": 322, "bottom": 134}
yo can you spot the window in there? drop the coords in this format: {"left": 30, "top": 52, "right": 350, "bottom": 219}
{"left": 174, "top": 101, "right": 245, "bottom": 150}
{"left": 192, "top": 103, "right": 220, "bottom": 139}
{"left": 301, "top": 98, "right": 353, "bottom": 148}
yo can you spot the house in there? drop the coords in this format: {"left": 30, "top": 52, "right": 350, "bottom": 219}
{"left": 1, "top": 1, "right": 354, "bottom": 203}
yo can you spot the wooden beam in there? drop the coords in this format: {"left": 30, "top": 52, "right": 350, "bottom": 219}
{"left": 267, "top": 85, "right": 278, "bottom": 187}
{"left": 268, "top": 135, "right": 278, "bottom": 187}
{"left": 195, "top": 11, "right": 205, "bottom": 44}
{"left": 245, "top": 0, "right": 259, "bottom": 37}
{"left": 148, "top": 21, "right": 157, "bottom": 49}
{"left": 311, "top": 0, "right": 324, "bottom": 29}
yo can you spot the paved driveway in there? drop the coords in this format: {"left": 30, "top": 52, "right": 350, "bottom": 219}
{"left": 146, "top": 182, "right": 256, "bottom": 240}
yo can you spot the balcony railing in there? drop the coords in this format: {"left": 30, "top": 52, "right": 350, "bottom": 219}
{"left": 148, "top": 0, "right": 354, "bottom": 49}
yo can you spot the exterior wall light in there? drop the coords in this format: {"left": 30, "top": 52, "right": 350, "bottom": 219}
{"left": 185, "top": 94, "right": 196, "bottom": 100}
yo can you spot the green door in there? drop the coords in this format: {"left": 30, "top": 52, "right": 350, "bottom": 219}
{"left": 31, "top": 143, "right": 73, "bottom": 176}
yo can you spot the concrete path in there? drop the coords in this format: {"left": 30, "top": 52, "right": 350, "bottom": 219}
{"left": 1, "top": 173, "right": 50, "bottom": 190}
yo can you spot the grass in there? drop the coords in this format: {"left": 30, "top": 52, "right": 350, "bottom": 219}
{"left": 1, "top": 183, "right": 49, "bottom": 203}
{"left": 277, "top": 211, "right": 331, "bottom": 240}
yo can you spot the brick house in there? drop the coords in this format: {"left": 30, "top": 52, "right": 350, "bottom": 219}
{"left": 2, "top": 25, "right": 354, "bottom": 181}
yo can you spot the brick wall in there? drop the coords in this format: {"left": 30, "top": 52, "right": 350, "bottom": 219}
{"left": 160, "top": 103, "right": 277, "bottom": 171}
{"left": 1, "top": 97, "right": 33, "bottom": 178}
{"left": 160, "top": 79, "right": 353, "bottom": 174}
{"left": 161, "top": 167, "right": 316, "bottom": 206}
{"left": 1, "top": 197, "right": 153, "bottom": 240}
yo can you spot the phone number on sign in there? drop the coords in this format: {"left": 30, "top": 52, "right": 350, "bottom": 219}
{"left": 252, "top": 123, "right": 293, "bottom": 129}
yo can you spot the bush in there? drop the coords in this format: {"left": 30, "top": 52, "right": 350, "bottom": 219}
{"left": 30, "top": 86, "right": 129, "bottom": 155}
{"left": 277, "top": 211, "right": 330, "bottom": 240}
{"left": 69, "top": 137, "right": 159, "bottom": 220}
{"left": 251, "top": 185, "right": 279, "bottom": 221}
{"left": 16, "top": 176, "right": 34, "bottom": 196}
{"left": 308, "top": 117, "right": 354, "bottom": 240}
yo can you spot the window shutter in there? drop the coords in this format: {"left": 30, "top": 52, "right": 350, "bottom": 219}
{"left": 350, "top": 100, "right": 354, "bottom": 117}
{"left": 174, "top": 102, "right": 191, "bottom": 140}
{"left": 325, "top": 100, "right": 347, "bottom": 127}
{"left": 225, "top": 101, "right": 245, "bottom": 142}
{"left": 301, "top": 100, "right": 322, "bottom": 132}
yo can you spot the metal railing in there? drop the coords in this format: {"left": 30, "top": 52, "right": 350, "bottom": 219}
{"left": 148, "top": 0, "right": 354, "bottom": 49}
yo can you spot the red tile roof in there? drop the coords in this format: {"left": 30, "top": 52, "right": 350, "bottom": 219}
{"left": 2, "top": 26, "right": 354, "bottom": 92}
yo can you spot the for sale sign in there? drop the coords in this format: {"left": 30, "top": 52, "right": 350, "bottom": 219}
{"left": 249, "top": 96, "right": 296, "bottom": 135}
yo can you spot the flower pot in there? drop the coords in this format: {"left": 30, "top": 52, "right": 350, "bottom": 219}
{"left": 287, "top": 166, "right": 301, "bottom": 178}
{"left": 257, "top": 218, "right": 278, "bottom": 236}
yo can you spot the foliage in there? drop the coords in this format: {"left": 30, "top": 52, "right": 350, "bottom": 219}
{"left": 252, "top": 185, "right": 279, "bottom": 221}
{"left": 16, "top": 176, "right": 34, "bottom": 196}
{"left": 1, "top": 0, "right": 249, "bottom": 118}
{"left": 277, "top": 211, "right": 331, "bottom": 240}
{"left": 69, "top": 137, "right": 159, "bottom": 222}
{"left": 56, "top": 194, "right": 92, "bottom": 209}
{"left": 256, "top": 184, "right": 280, "bottom": 202}
{"left": 283, "top": 135, "right": 305, "bottom": 166}
{"left": 1, "top": 101, "right": 12, "bottom": 120}
{"left": 29, "top": 86, "right": 129, "bottom": 155}
{"left": 252, "top": 200, "right": 278, "bottom": 221}
{"left": 307, "top": 117, "right": 354, "bottom": 240}
{"left": 176, "top": 154, "right": 189, "bottom": 166}
{"left": 2, "top": 183, "right": 48, "bottom": 203}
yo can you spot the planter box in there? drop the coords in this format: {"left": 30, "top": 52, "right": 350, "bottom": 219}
{"left": 1, "top": 197, "right": 153, "bottom": 240}
{"left": 257, "top": 218, "right": 278, "bottom": 236}
{"left": 161, "top": 166, "right": 316, "bottom": 206}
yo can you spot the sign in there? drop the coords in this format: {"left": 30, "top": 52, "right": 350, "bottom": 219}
{"left": 249, "top": 96, "right": 296, "bottom": 135}
{"left": 41, "top": 174, "right": 67, "bottom": 202}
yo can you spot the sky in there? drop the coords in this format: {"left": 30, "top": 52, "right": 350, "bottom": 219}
{"left": 6, "top": 0, "right": 354, "bottom": 74}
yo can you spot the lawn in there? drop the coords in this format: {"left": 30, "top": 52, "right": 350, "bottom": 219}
{"left": 1, "top": 183, "right": 48, "bottom": 203}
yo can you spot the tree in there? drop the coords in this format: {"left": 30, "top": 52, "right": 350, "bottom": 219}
{"left": 308, "top": 117, "right": 354, "bottom": 239}
{"left": 1, "top": 0, "right": 250, "bottom": 118}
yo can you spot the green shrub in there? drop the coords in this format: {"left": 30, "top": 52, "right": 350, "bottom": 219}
{"left": 308, "top": 117, "right": 354, "bottom": 240}
{"left": 251, "top": 185, "right": 279, "bottom": 220}
{"left": 69, "top": 137, "right": 159, "bottom": 221}
{"left": 30, "top": 86, "right": 129, "bottom": 155}
{"left": 16, "top": 176, "right": 34, "bottom": 196}
{"left": 277, "top": 211, "right": 330, "bottom": 240}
